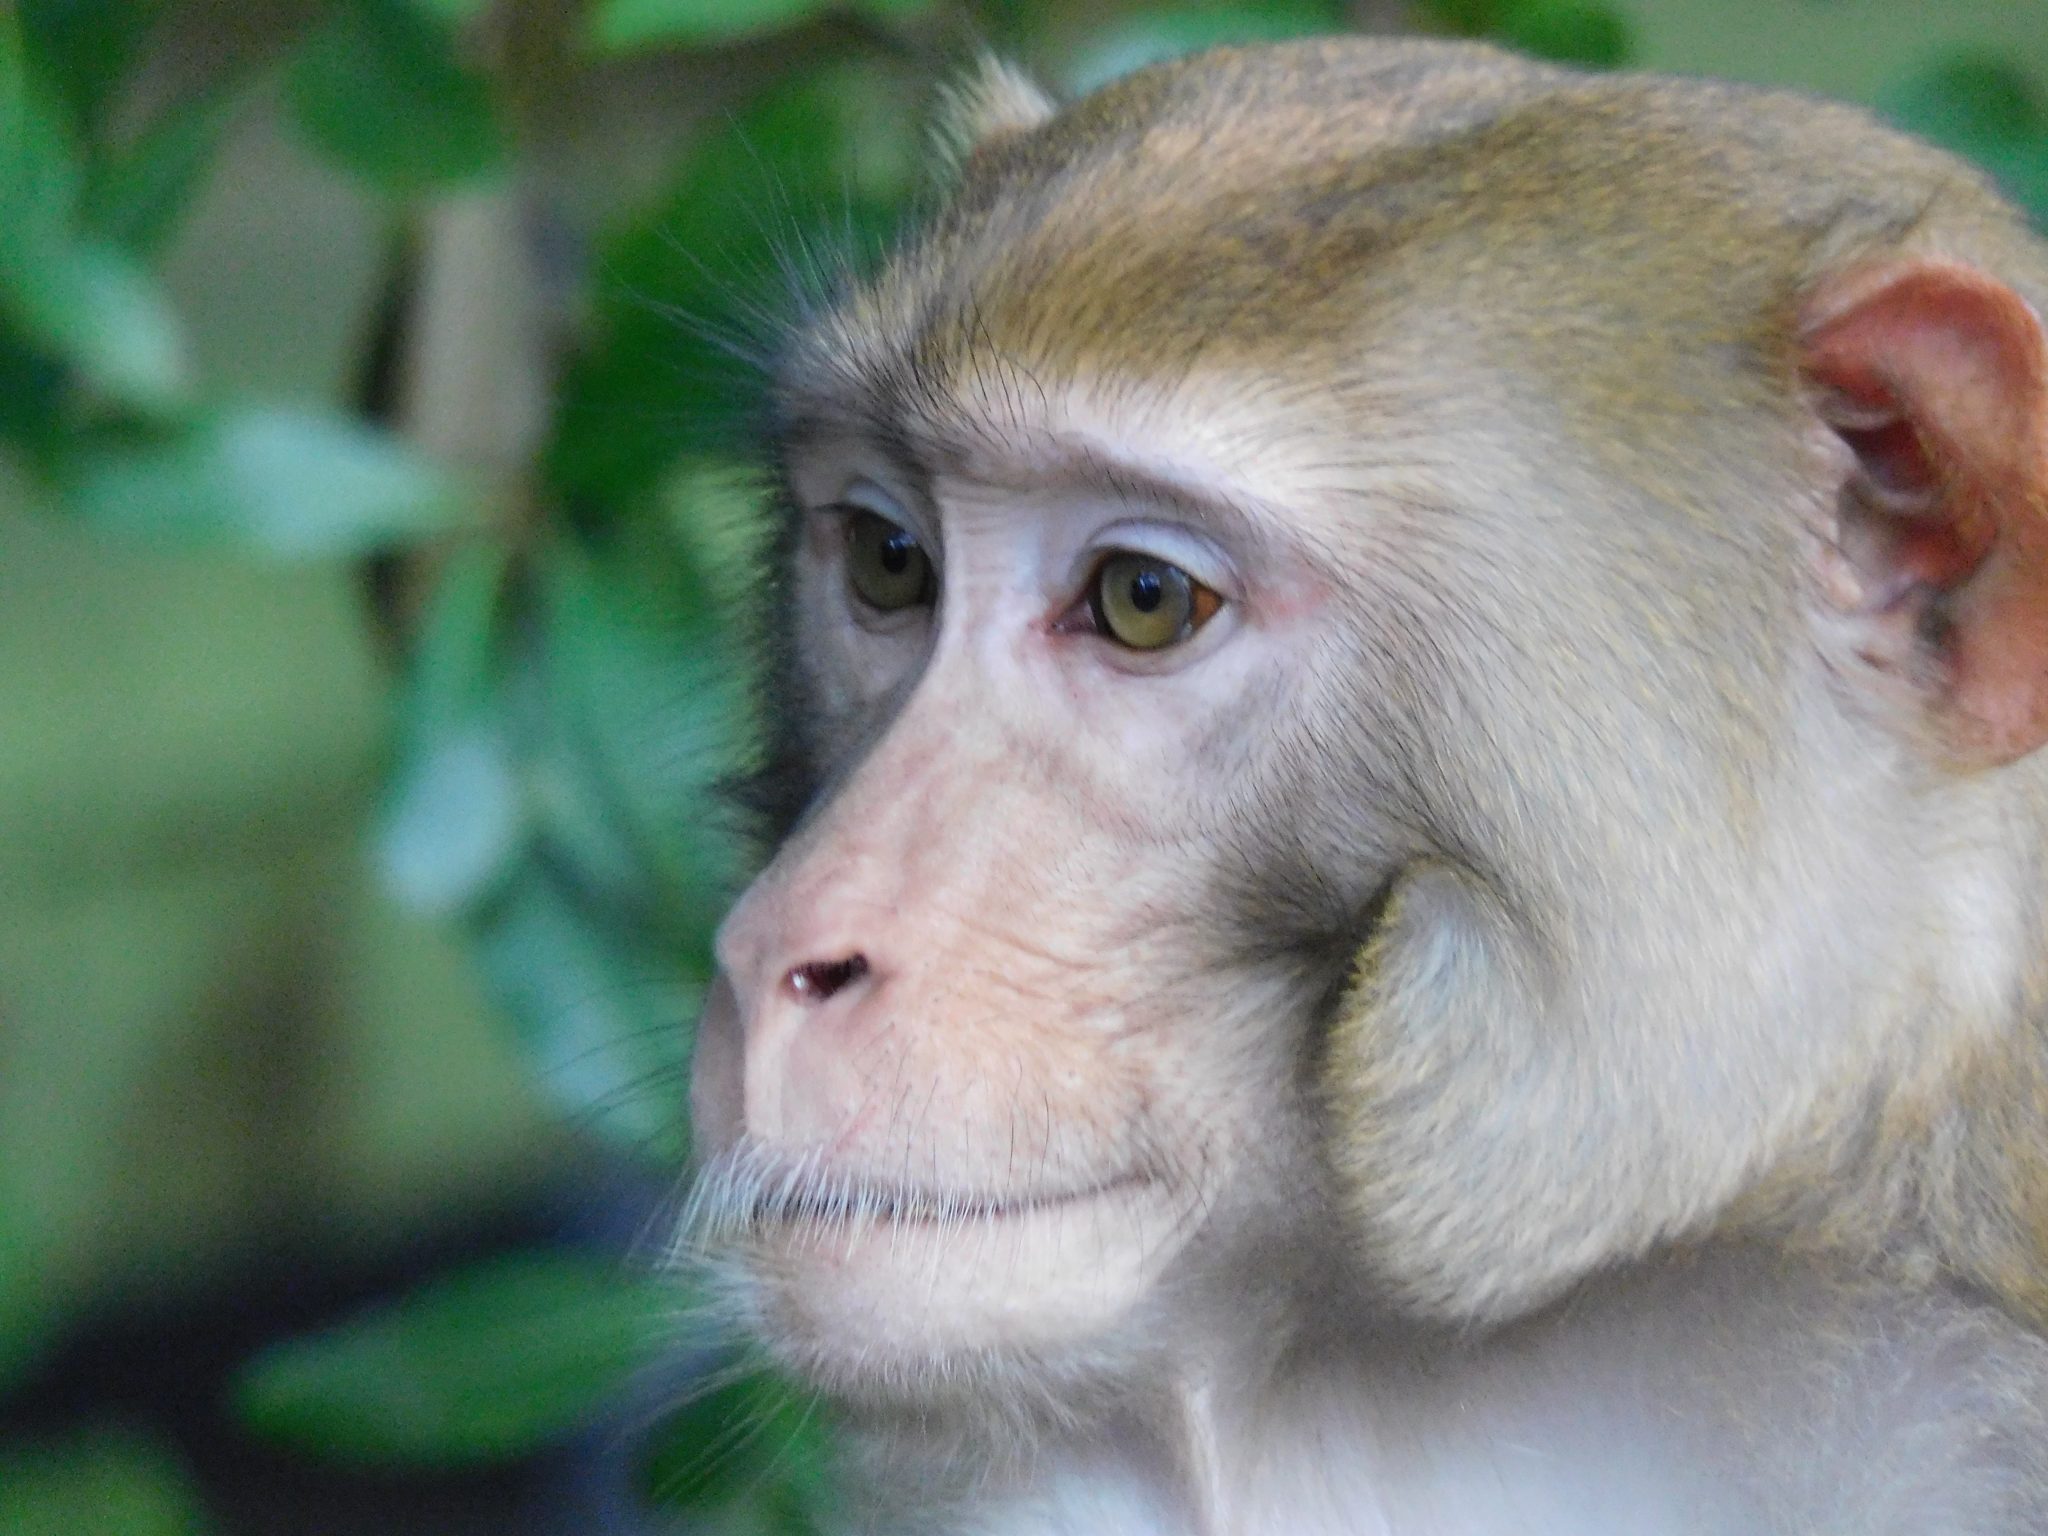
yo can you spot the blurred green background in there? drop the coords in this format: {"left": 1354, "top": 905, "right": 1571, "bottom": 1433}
{"left": 0, "top": 0, "right": 2042, "bottom": 1531}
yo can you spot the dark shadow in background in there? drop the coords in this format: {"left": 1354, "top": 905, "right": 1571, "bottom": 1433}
{"left": 0, "top": 1164, "right": 678, "bottom": 1536}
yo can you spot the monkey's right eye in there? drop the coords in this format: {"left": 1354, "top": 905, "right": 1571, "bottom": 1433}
{"left": 844, "top": 509, "right": 936, "bottom": 613}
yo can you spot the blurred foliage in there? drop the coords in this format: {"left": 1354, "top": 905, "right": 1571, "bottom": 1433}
{"left": 286, "top": 0, "right": 507, "bottom": 191}
{"left": 1883, "top": 53, "right": 2048, "bottom": 223}
{"left": 639, "top": 1368, "right": 837, "bottom": 1535}
{"left": 0, "top": 0, "right": 2042, "bottom": 1528}
{"left": 0, "top": 1429, "right": 209, "bottom": 1536}
{"left": 63, "top": 407, "right": 465, "bottom": 553}
{"left": 232, "top": 1251, "right": 689, "bottom": 1466}
{"left": 546, "top": 69, "right": 912, "bottom": 505}
{"left": 588, "top": 0, "right": 937, "bottom": 52}
{"left": 1421, "top": 0, "right": 1633, "bottom": 67}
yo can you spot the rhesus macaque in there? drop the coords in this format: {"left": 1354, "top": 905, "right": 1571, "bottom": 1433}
{"left": 683, "top": 37, "right": 2048, "bottom": 1534}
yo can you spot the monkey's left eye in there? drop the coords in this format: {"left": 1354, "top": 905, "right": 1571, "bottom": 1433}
{"left": 1087, "top": 552, "right": 1223, "bottom": 651}
{"left": 845, "top": 509, "right": 936, "bottom": 613}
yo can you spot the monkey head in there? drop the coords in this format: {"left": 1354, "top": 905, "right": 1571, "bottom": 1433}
{"left": 686, "top": 39, "right": 2048, "bottom": 1406}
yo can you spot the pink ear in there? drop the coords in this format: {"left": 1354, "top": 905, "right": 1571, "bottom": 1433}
{"left": 1801, "top": 259, "right": 2048, "bottom": 767}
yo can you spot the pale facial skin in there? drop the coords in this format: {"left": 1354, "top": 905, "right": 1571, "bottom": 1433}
{"left": 689, "top": 406, "right": 1353, "bottom": 1396}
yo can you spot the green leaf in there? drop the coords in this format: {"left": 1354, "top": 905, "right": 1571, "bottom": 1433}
{"left": 1977, "top": 142, "right": 2048, "bottom": 231}
{"left": 1499, "top": 0, "right": 1631, "bottom": 68}
{"left": 380, "top": 722, "right": 526, "bottom": 913}
{"left": 1416, "top": 0, "right": 1511, "bottom": 36}
{"left": 851, "top": 0, "right": 936, "bottom": 20}
{"left": 587, "top": 0, "right": 834, "bottom": 54}
{"left": 378, "top": 525, "right": 748, "bottom": 1158}
{"left": 538, "top": 532, "right": 750, "bottom": 950}
{"left": 1419, "top": 0, "right": 1632, "bottom": 62}
{"left": 1885, "top": 54, "right": 2047, "bottom": 145}
{"left": 286, "top": 0, "right": 505, "bottom": 193}
{"left": 0, "top": 334, "right": 72, "bottom": 461}
{"left": 233, "top": 1252, "right": 693, "bottom": 1467}
{"left": 377, "top": 547, "right": 529, "bottom": 916}
{"left": 0, "top": 26, "right": 81, "bottom": 270}
{"left": 1062, "top": 1, "right": 1347, "bottom": 95}
{"left": 1881, "top": 54, "right": 2048, "bottom": 230}
{"left": 59, "top": 407, "right": 466, "bottom": 557}
{"left": 83, "top": 82, "right": 241, "bottom": 256}
{"left": 547, "top": 69, "right": 909, "bottom": 509}
{"left": 0, "top": 1429, "right": 211, "bottom": 1536}
{"left": 472, "top": 854, "right": 697, "bottom": 1160}
{"left": 20, "top": 0, "right": 167, "bottom": 135}
{"left": 405, "top": 0, "right": 492, "bottom": 22}
{"left": 0, "top": 29, "right": 190, "bottom": 412}
{"left": 381, "top": 533, "right": 745, "bottom": 902}
{"left": 8, "top": 242, "right": 188, "bottom": 410}
{"left": 639, "top": 1367, "right": 835, "bottom": 1521}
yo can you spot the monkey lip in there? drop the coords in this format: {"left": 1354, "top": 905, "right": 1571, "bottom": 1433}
{"left": 746, "top": 1170, "right": 1147, "bottom": 1231}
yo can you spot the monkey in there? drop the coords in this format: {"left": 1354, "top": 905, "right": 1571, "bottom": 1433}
{"left": 679, "top": 35, "right": 2048, "bottom": 1535}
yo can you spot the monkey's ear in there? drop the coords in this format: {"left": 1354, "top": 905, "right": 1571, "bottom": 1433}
{"left": 933, "top": 56, "right": 1057, "bottom": 173}
{"left": 1800, "top": 260, "right": 2048, "bottom": 767}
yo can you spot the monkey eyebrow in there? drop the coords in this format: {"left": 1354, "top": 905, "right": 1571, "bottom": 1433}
{"left": 977, "top": 433, "right": 1353, "bottom": 584}
{"left": 779, "top": 412, "right": 1331, "bottom": 573}
{"left": 1020, "top": 439, "right": 1272, "bottom": 540}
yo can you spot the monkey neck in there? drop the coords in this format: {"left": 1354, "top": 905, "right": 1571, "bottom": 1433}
{"left": 1842, "top": 1029, "right": 2048, "bottom": 1331}
{"left": 843, "top": 1253, "right": 1814, "bottom": 1536}
{"left": 1941, "top": 813, "right": 2048, "bottom": 1327}
{"left": 1724, "top": 881, "right": 2048, "bottom": 1333}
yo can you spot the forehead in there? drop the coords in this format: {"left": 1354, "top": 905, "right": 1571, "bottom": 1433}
{"left": 773, "top": 38, "right": 1943, "bottom": 516}
{"left": 784, "top": 45, "right": 1554, "bottom": 437}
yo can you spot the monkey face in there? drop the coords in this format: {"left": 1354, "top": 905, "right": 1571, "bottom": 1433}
{"left": 685, "top": 36, "right": 2048, "bottom": 1401}
{"left": 684, "top": 275, "right": 1888, "bottom": 1392}
{"left": 687, "top": 429, "right": 1365, "bottom": 1397}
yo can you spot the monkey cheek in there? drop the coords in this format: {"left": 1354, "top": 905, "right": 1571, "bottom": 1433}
{"left": 688, "top": 973, "right": 745, "bottom": 1160}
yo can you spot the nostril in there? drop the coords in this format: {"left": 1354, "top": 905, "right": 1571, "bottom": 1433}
{"left": 785, "top": 953, "right": 870, "bottom": 1004}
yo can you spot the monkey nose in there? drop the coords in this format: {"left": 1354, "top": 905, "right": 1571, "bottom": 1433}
{"left": 785, "top": 952, "right": 872, "bottom": 1004}
{"left": 730, "top": 951, "right": 884, "bottom": 1143}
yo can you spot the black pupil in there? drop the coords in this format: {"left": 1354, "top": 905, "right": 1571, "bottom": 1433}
{"left": 879, "top": 534, "right": 912, "bottom": 576}
{"left": 1127, "top": 567, "right": 1164, "bottom": 612}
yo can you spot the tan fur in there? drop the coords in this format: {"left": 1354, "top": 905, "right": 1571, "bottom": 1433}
{"left": 931, "top": 54, "right": 1059, "bottom": 175}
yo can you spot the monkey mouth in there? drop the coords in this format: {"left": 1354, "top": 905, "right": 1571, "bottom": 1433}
{"left": 692, "top": 1151, "right": 1195, "bottom": 1373}
{"left": 689, "top": 1150, "right": 1147, "bottom": 1240}
{"left": 752, "top": 1174, "right": 1142, "bottom": 1229}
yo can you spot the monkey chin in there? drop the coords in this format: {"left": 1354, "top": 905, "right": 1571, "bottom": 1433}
{"left": 725, "top": 1169, "right": 1186, "bottom": 1403}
